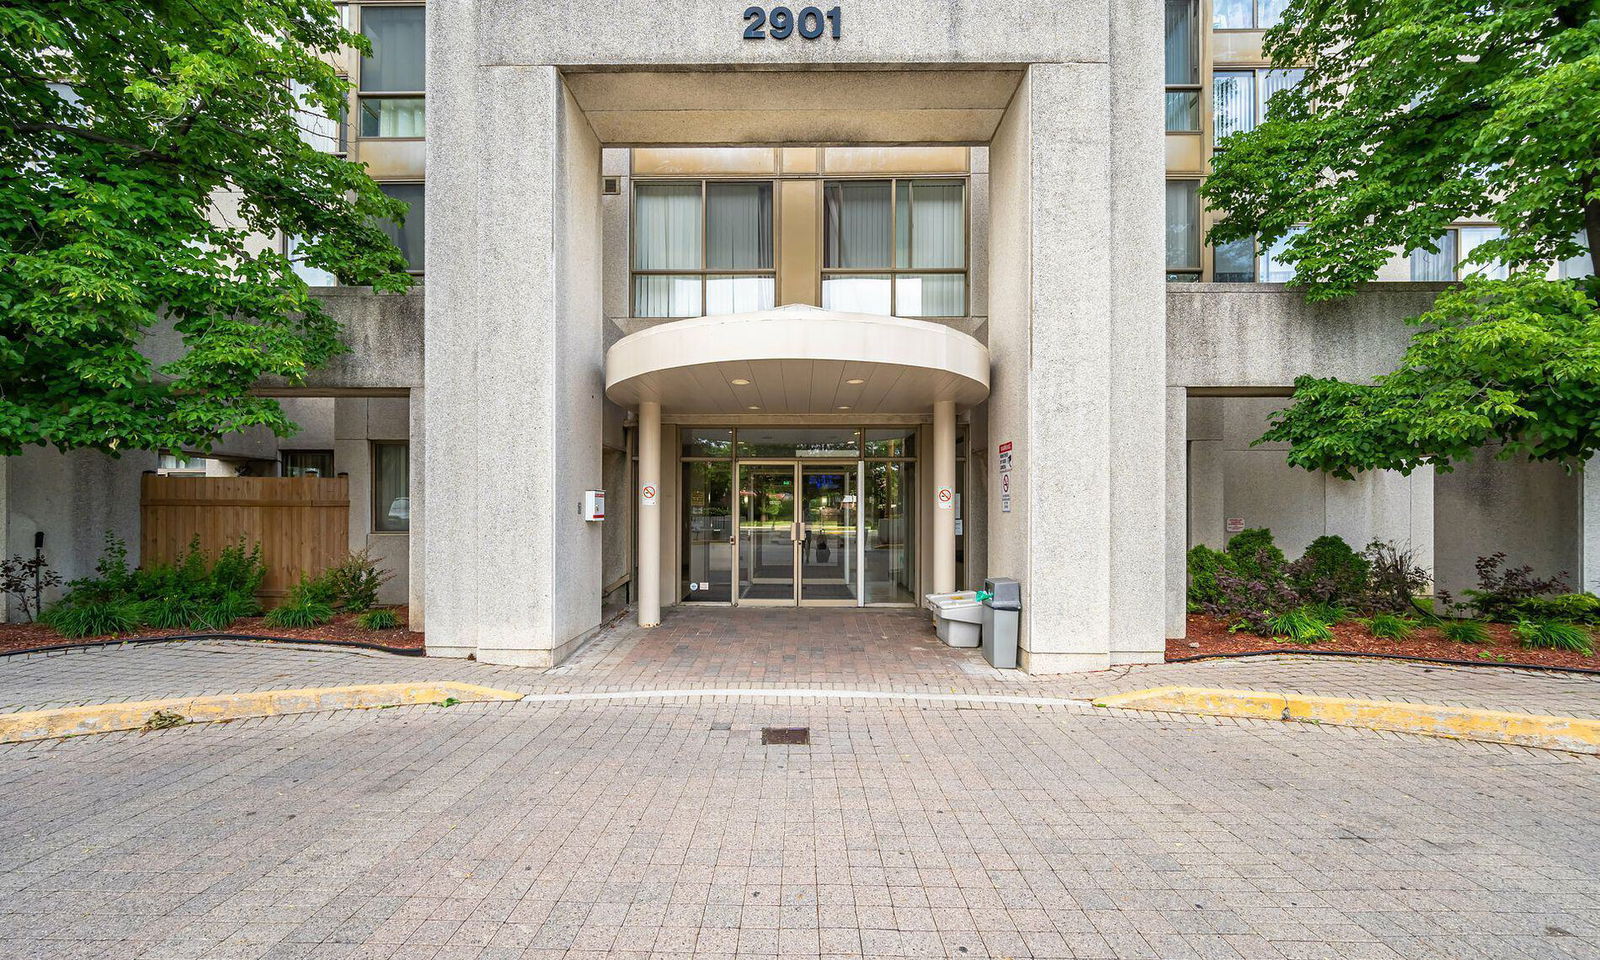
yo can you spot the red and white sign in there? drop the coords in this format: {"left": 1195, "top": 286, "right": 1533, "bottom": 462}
{"left": 998, "top": 442, "right": 1014, "bottom": 513}
{"left": 641, "top": 483, "right": 659, "bottom": 507}
{"left": 936, "top": 486, "right": 954, "bottom": 509}
{"left": 1225, "top": 516, "right": 1245, "bottom": 534}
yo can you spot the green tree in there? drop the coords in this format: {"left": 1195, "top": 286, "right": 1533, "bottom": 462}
{"left": 0, "top": 0, "right": 412, "bottom": 457}
{"left": 1201, "top": 0, "right": 1600, "bottom": 475}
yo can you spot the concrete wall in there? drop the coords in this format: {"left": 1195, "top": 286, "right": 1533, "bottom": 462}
{"left": 1433, "top": 451, "right": 1582, "bottom": 605}
{"left": 334, "top": 397, "right": 411, "bottom": 606}
{"left": 1186, "top": 397, "right": 1433, "bottom": 570}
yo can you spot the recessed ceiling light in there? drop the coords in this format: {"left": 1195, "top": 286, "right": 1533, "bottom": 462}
{"left": 837, "top": 405, "right": 851, "bottom": 410}
{"left": 747, "top": 405, "right": 761, "bottom": 410}
{"left": 846, "top": 378, "right": 865, "bottom": 385}
{"left": 731, "top": 378, "right": 751, "bottom": 385}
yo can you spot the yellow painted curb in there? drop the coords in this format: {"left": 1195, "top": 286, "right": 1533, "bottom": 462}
{"left": 0, "top": 682, "right": 524, "bottom": 744}
{"left": 1092, "top": 685, "right": 1600, "bottom": 754}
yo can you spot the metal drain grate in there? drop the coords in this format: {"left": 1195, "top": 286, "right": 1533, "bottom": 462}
{"left": 761, "top": 726, "right": 810, "bottom": 745}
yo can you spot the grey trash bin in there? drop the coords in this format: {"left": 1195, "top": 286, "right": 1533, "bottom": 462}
{"left": 981, "top": 577, "right": 1021, "bottom": 668}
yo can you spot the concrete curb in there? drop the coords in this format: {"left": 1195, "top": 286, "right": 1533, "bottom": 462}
{"left": 0, "top": 682, "right": 524, "bottom": 744}
{"left": 1092, "top": 685, "right": 1600, "bottom": 754}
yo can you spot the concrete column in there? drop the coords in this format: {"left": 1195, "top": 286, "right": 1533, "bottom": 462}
{"left": 408, "top": 386, "right": 426, "bottom": 635}
{"left": 933, "top": 400, "right": 957, "bottom": 594}
{"left": 637, "top": 401, "right": 662, "bottom": 627}
{"left": 425, "top": 64, "right": 603, "bottom": 666}
{"left": 1164, "top": 386, "right": 1188, "bottom": 640}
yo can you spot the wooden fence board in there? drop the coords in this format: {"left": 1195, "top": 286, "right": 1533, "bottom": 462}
{"left": 140, "top": 475, "right": 351, "bottom": 604}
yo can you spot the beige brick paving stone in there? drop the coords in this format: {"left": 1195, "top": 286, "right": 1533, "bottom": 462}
{"left": 0, "top": 608, "right": 1596, "bottom": 958}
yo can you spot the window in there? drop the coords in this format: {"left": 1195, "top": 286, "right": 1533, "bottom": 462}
{"left": 282, "top": 450, "right": 334, "bottom": 478}
{"left": 632, "top": 181, "right": 775, "bottom": 318}
{"left": 1213, "top": 0, "right": 1291, "bottom": 29}
{"left": 1213, "top": 69, "right": 1303, "bottom": 144}
{"left": 1560, "top": 235, "right": 1593, "bottom": 279}
{"left": 1166, "top": 180, "right": 1201, "bottom": 282}
{"left": 1213, "top": 236, "right": 1256, "bottom": 282}
{"left": 376, "top": 182, "right": 424, "bottom": 272}
{"left": 1411, "top": 227, "right": 1507, "bottom": 281}
{"left": 1164, "top": 0, "right": 1201, "bottom": 132}
{"left": 372, "top": 442, "right": 409, "bottom": 532}
{"left": 822, "top": 179, "right": 967, "bottom": 317}
{"left": 359, "top": 5, "right": 424, "bottom": 138}
{"left": 1260, "top": 227, "right": 1304, "bottom": 282}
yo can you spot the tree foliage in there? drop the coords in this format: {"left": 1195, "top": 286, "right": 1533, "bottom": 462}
{"left": 1199, "top": 0, "right": 1600, "bottom": 475}
{"left": 0, "top": 0, "right": 412, "bottom": 456}
{"left": 1203, "top": 0, "right": 1600, "bottom": 296}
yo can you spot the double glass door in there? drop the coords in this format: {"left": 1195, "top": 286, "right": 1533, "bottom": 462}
{"left": 738, "top": 462, "right": 858, "bottom": 605}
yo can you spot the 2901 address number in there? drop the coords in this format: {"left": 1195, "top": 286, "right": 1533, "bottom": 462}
{"left": 743, "top": 5, "right": 842, "bottom": 40}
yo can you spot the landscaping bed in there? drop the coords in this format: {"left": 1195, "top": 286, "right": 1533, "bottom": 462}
{"left": 0, "top": 609, "right": 423, "bottom": 656}
{"left": 1172, "top": 612, "right": 1600, "bottom": 673}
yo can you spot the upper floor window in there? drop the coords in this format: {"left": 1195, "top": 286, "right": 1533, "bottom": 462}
{"left": 822, "top": 178, "right": 967, "bottom": 317}
{"left": 1166, "top": 180, "right": 1202, "bottom": 282}
{"left": 1213, "top": 69, "right": 1303, "bottom": 144}
{"left": 633, "top": 181, "right": 775, "bottom": 318}
{"left": 1164, "top": 0, "right": 1200, "bottom": 132}
{"left": 376, "top": 182, "right": 424, "bottom": 273}
{"left": 1560, "top": 237, "right": 1594, "bottom": 280}
{"left": 1411, "top": 227, "right": 1506, "bottom": 281}
{"left": 1213, "top": 0, "right": 1290, "bottom": 29}
{"left": 359, "top": 5, "right": 424, "bottom": 138}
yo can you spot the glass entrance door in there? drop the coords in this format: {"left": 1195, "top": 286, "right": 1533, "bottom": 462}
{"left": 738, "top": 466, "right": 797, "bottom": 603}
{"left": 736, "top": 461, "right": 862, "bottom": 606}
{"left": 800, "top": 465, "right": 858, "bottom": 604}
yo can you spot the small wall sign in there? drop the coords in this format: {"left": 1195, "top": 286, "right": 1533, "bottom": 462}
{"left": 743, "top": 5, "right": 842, "bottom": 40}
{"left": 1225, "top": 517, "right": 1245, "bottom": 534}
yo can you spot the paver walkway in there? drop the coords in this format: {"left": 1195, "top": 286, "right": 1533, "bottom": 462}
{"left": 0, "top": 608, "right": 1597, "bottom": 959}
{"left": 3, "top": 607, "right": 1597, "bottom": 719}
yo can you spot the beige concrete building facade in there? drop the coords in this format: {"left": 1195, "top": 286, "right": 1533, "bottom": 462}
{"left": 3, "top": 0, "right": 1597, "bottom": 673}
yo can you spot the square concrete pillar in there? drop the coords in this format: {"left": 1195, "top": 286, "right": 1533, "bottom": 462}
{"left": 1585, "top": 460, "right": 1599, "bottom": 595}
{"left": 1164, "top": 386, "right": 1189, "bottom": 640}
{"left": 425, "top": 58, "right": 604, "bottom": 665}
{"left": 987, "top": 55, "right": 1165, "bottom": 673}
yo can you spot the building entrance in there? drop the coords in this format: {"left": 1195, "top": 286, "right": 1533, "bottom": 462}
{"left": 679, "top": 428, "right": 917, "bottom": 608}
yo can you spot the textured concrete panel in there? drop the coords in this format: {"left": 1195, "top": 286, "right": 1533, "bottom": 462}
{"left": 1167, "top": 283, "right": 1447, "bottom": 389}
{"left": 257, "top": 287, "right": 423, "bottom": 393}
{"left": 483, "top": 0, "right": 1107, "bottom": 68}
{"left": 1434, "top": 453, "right": 1581, "bottom": 604}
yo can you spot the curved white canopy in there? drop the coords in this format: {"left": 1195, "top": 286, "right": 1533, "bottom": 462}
{"left": 604, "top": 304, "right": 990, "bottom": 415}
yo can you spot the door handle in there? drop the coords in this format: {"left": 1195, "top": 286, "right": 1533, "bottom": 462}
{"left": 792, "top": 522, "right": 807, "bottom": 542}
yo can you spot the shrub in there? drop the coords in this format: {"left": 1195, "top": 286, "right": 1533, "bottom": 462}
{"left": 1361, "top": 541, "right": 1431, "bottom": 614}
{"left": 1441, "top": 619, "right": 1491, "bottom": 645}
{"left": 1305, "top": 601, "right": 1353, "bottom": 625}
{"left": 1266, "top": 607, "right": 1334, "bottom": 644}
{"left": 1510, "top": 593, "right": 1600, "bottom": 625}
{"left": 1186, "top": 545, "right": 1229, "bottom": 608}
{"left": 264, "top": 597, "right": 335, "bottom": 629}
{"left": 356, "top": 608, "right": 402, "bottom": 630}
{"left": 144, "top": 594, "right": 206, "bottom": 630}
{"left": 1287, "top": 535, "right": 1369, "bottom": 605}
{"left": 1463, "top": 553, "right": 1570, "bottom": 621}
{"left": 320, "top": 549, "right": 393, "bottom": 613}
{"left": 1512, "top": 619, "right": 1594, "bottom": 656}
{"left": 1210, "top": 569, "right": 1302, "bottom": 636}
{"left": 1225, "top": 528, "right": 1285, "bottom": 582}
{"left": 190, "top": 592, "right": 260, "bottom": 631}
{"left": 1364, "top": 612, "right": 1417, "bottom": 641}
{"left": 0, "top": 554, "right": 61, "bottom": 623}
{"left": 43, "top": 598, "right": 147, "bottom": 639}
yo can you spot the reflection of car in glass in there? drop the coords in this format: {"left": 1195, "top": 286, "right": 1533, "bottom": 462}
{"left": 388, "top": 497, "right": 410, "bottom": 522}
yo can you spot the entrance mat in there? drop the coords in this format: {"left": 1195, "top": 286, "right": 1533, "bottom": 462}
{"left": 1093, "top": 686, "right": 1600, "bottom": 754}
{"left": 0, "top": 682, "right": 524, "bottom": 744}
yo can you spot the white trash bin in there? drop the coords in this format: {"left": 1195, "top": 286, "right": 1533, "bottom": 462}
{"left": 924, "top": 591, "right": 984, "bottom": 648}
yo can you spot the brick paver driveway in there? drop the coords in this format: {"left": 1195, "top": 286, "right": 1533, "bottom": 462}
{"left": 1, "top": 608, "right": 1597, "bottom": 959}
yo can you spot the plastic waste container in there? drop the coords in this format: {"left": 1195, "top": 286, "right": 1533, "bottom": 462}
{"left": 981, "top": 577, "right": 1021, "bottom": 668}
{"left": 924, "top": 591, "right": 983, "bottom": 648}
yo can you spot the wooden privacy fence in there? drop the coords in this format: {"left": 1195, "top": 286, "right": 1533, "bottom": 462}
{"left": 140, "top": 475, "right": 350, "bottom": 605}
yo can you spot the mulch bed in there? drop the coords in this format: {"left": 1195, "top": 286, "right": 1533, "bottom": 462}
{"left": 1171, "top": 613, "right": 1600, "bottom": 673}
{"left": 0, "top": 609, "right": 424, "bottom": 656}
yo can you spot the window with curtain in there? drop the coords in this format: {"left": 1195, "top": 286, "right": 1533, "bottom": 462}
{"left": 359, "top": 5, "right": 425, "bottom": 138}
{"left": 1560, "top": 234, "right": 1593, "bottom": 279}
{"left": 823, "top": 178, "right": 965, "bottom": 317}
{"left": 376, "top": 183, "right": 423, "bottom": 272}
{"left": 1410, "top": 232, "right": 1458, "bottom": 281}
{"left": 632, "top": 181, "right": 774, "bottom": 318}
{"left": 1214, "top": 0, "right": 1289, "bottom": 28}
{"left": 1166, "top": 180, "right": 1201, "bottom": 281}
{"left": 1458, "top": 226, "right": 1507, "bottom": 279}
{"left": 1164, "top": 0, "right": 1200, "bottom": 132}
{"left": 282, "top": 450, "right": 334, "bottom": 478}
{"left": 1215, "top": 69, "right": 1303, "bottom": 146}
{"left": 373, "top": 442, "right": 410, "bottom": 532}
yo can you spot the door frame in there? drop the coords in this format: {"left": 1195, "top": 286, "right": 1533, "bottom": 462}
{"left": 734, "top": 459, "right": 864, "bottom": 607}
